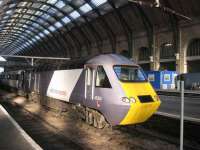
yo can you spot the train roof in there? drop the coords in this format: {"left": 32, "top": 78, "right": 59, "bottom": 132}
{"left": 86, "top": 54, "right": 137, "bottom": 66}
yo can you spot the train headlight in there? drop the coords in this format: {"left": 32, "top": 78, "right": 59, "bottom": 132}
{"left": 122, "top": 97, "right": 130, "bottom": 103}
{"left": 121, "top": 97, "right": 136, "bottom": 103}
{"left": 130, "top": 97, "right": 136, "bottom": 103}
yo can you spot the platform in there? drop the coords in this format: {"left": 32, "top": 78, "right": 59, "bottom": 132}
{"left": 0, "top": 105, "right": 42, "bottom": 150}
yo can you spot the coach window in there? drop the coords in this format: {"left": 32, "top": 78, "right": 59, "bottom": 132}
{"left": 96, "top": 66, "right": 111, "bottom": 88}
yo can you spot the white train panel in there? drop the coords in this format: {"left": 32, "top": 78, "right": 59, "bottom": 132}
{"left": 47, "top": 69, "right": 83, "bottom": 101}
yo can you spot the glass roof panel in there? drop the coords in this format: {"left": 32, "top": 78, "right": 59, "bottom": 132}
{"left": 54, "top": 21, "right": 63, "bottom": 28}
{"left": 55, "top": 1, "right": 66, "bottom": 9}
{"left": 61, "top": 16, "right": 70, "bottom": 24}
{"left": 32, "top": 3, "right": 42, "bottom": 8}
{"left": 48, "top": 7, "right": 58, "bottom": 14}
{"left": 35, "top": 35, "right": 40, "bottom": 40}
{"left": 39, "top": 32, "right": 45, "bottom": 38}
{"left": 18, "top": 2, "right": 28, "bottom": 7}
{"left": 6, "top": 10, "right": 13, "bottom": 14}
{"left": 70, "top": 10, "right": 80, "bottom": 19}
{"left": 42, "top": 13, "right": 50, "bottom": 19}
{"left": 38, "top": 18, "right": 44, "bottom": 24}
{"left": 47, "top": 0, "right": 57, "bottom": 5}
{"left": 9, "top": 3, "right": 16, "bottom": 8}
{"left": 35, "top": 11, "right": 43, "bottom": 16}
{"left": 31, "top": 16, "right": 36, "bottom": 20}
{"left": 27, "top": 9, "right": 35, "bottom": 14}
{"left": 33, "top": 23, "right": 39, "bottom": 27}
{"left": 40, "top": 5, "right": 50, "bottom": 11}
{"left": 48, "top": 25, "right": 56, "bottom": 32}
{"left": 91, "top": 0, "right": 107, "bottom": 6}
{"left": 29, "top": 40, "right": 33, "bottom": 44}
{"left": 16, "top": 8, "right": 23, "bottom": 13}
{"left": 79, "top": 3, "right": 92, "bottom": 13}
{"left": 32, "top": 38, "right": 37, "bottom": 42}
{"left": 23, "top": 24, "right": 27, "bottom": 28}
{"left": 3, "top": 16, "right": 9, "bottom": 19}
{"left": 23, "top": 14, "right": 30, "bottom": 19}
{"left": 44, "top": 29, "right": 50, "bottom": 35}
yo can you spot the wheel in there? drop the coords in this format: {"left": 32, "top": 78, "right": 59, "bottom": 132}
{"left": 85, "top": 107, "right": 109, "bottom": 129}
{"left": 92, "top": 109, "right": 108, "bottom": 129}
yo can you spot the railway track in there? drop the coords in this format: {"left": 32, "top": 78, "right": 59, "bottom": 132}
{"left": 1, "top": 91, "right": 200, "bottom": 150}
{"left": 142, "top": 113, "right": 200, "bottom": 150}
{"left": 117, "top": 125, "right": 199, "bottom": 150}
{"left": 1, "top": 102, "right": 83, "bottom": 150}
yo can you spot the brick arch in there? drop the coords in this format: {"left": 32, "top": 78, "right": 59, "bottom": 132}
{"left": 160, "top": 42, "right": 175, "bottom": 59}
{"left": 187, "top": 38, "right": 200, "bottom": 57}
{"left": 138, "top": 46, "right": 150, "bottom": 61}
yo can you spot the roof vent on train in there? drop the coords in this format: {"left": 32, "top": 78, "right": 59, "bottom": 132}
{"left": 86, "top": 54, "right": 135, "bottom": 66}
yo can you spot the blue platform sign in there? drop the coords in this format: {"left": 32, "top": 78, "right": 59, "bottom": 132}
{"left": 145, "top": 71, "right": 177, "bottom": 90}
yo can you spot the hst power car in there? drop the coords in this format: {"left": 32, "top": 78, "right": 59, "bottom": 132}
{"left": 0, "top": 54, "right": 161, "bottom": 128}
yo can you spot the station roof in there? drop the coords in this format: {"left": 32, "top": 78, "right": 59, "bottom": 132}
{"left": 0, "top": 0, "right": 199, "bottom": 63}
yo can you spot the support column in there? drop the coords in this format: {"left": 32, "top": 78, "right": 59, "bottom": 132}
{"left": 150, "top": 32, "right": 159, "bottom": 71}
{"left": 176, "top": 28, "right": 187, "bottom": 74}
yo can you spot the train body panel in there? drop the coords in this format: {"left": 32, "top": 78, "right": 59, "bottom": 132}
{"left": 120, "top": 82, "right": 160, "bottom": 125}
{"left": 47, "top": 69, "right": 83, "bottom": 101}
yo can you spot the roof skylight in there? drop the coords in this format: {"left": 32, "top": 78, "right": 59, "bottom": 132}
{"left": 91, "top": 0, "right": 107, "bottom": 6}
{"left": 54, "top": 22, "right": 63, "bottom": 28}
{"left": 6, "top": 10, "right": 13, "bottom": 14}
{"left": 48, "top": 26, "right": 56, "bottom": 32}
{"left": 55, "top": 1, "right": 66, "bottom": 9}
{"left": 35, "top": 35, "right": 40, "bottom": 40}
{"left": 39, "top": 32, "right": 45, "bottom": 38}
{"left": 70, "top": 11, "right": 80, "bottom": 19}
{"left": 79, "top": 3, "right": 92, "bottom": 13}
{"left": 47, "top": 0, "right": 57, "bottom": 5}
{"left": 62, "top": 16, "right": 70, "bottom": 24}
{"left": 44, "top": 29, "right": 50, "bottom": 35}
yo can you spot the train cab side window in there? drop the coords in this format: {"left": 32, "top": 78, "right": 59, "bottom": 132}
{"left": 96, "top": 66, "right": 111, "bottom": 88}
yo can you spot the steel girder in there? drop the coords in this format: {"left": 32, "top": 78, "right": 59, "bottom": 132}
{"left": 108, "top": 0, "right": 133, "bottom": 57}
{"left": 164, "top": 0, "right": 180, "bottom": 54}
{"left": 62, "top": 1, "right": 103, "bottom": 53}
{"left": 0, "top": 17, "right": 63, "bottom": 56}
{"left": 0, "top": 0, "right": 92, "bottom": 57}
{"left": 0, "top": 4, "right": 69, "bottom": 56}
{"left": 132, "top": 4, "right": 154, "bottom": 56}
{"left": 85, "top": 0, "right": 117, "bottom": 53}
{"left": 0, "top": 28, "right": 49, "bottom": 56}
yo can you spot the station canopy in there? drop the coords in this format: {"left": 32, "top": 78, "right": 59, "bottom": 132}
{"left": 0, "top": 0, "right": 199, "bottom": 61}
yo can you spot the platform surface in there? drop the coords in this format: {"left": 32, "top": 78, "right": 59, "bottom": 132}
{"left": 0, "top": 105, "right": 42, "bottom": 150}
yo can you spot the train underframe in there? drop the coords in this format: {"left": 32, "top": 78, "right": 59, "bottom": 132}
{"left": 27, "top": 91, "right": 109, "bottom": 129}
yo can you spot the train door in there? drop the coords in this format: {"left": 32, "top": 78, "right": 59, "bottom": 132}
{"left": 93, "top": 66, "right": 112, "bottom": 109}
{"left": 85, "top": 66, "right": 96, "bottom": 108}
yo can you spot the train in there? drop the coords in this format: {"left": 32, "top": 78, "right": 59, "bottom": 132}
{"left": 0, "top": 54, "right": 161, "bottom": 128}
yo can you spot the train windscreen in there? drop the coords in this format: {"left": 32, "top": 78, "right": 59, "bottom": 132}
{"left": 113, "top": 66, "right": 147, "bottom": 82}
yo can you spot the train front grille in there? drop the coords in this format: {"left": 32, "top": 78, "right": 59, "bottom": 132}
{"left": 138, "top": 95, "right": 154, "bottom": 103}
